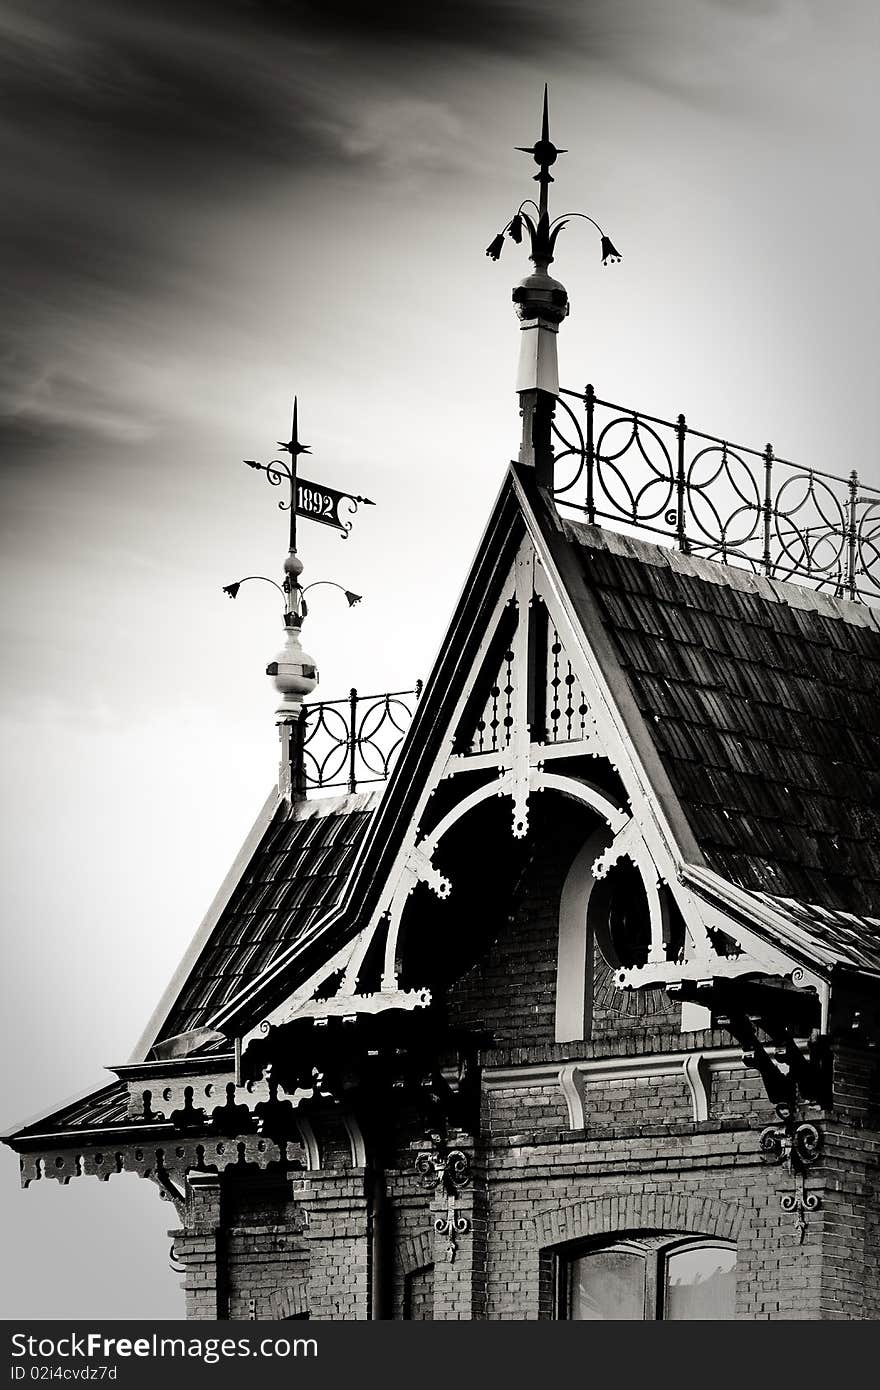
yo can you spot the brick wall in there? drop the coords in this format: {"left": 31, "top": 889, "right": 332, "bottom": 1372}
{"left": 168, "top": 802, "right": 879, "bottom": 1321}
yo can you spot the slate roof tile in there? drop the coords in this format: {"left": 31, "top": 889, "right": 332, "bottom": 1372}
{"left": 573, "top": 539, "right": 880, "bottom": 917}
{"left": 156, "top": 801, "right": 374, "bottom": 1041}
{"left": 753, "top": 894, "right": 880, "bottom": 972}
{"left": 11, "top": 1082, "right": 130, "bottom": 1140}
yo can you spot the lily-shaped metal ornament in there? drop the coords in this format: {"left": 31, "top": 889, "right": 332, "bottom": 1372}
{"left": 483, "top": 85, "right": 622, "bottom": 274}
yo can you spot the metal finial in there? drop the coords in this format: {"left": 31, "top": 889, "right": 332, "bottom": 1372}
{"left": 233, "top": 396, "right": 375, "bottom": 800}
{"left": 515, "top": 83, "right": 567, "bottom": 217}
{"left": 278, "top": 396, "right": 311, "bottom": 459}
{"left": 485, "top": 85, "right": 621, "bottom": 270}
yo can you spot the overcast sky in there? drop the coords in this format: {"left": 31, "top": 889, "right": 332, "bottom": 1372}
{"left": 2, "top": 0, "right": 879, "bottom": 1319}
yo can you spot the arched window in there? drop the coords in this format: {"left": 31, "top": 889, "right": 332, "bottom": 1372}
{"left": 558, "top": 1235, "right": 736, "bottom": 1320}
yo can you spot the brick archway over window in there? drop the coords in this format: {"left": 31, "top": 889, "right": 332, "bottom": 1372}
{"left": 534, "top": 1192, "right": 745, "bottom": 1250}
{"left": 397, "top": 1230, "right": 433, "bottom": 1277}
{"left": 535, "top": 1193, "right": 745, "bottom": 1319}
{"left": 271, "top": 1278, "right": 309, "bottom": 1320}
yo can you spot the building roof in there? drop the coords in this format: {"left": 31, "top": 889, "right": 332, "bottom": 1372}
{"left": 8, "top": 465, "right": 880, "bottom": 1152}
{"left": 565, "top": 520, "right": 880, "bottom": 919}
{"left": 199, "top": 469, "right": 880, "bottom": 1035}
{"left": 10, "top": 1081, "right": 129, "bottom": 1144}
{"left": 155, "top": 792, "right": 377, "bottom": 1043}
{"left": 754, "top": 893, "right": 880, "bottom": 975}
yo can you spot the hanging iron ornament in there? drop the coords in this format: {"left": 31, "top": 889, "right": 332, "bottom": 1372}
{"left": 415, "top": 1145, "right": 472, "bottom": 1263}
{"left": 759, "top": 1103, "right": 822, "bottom": 1244}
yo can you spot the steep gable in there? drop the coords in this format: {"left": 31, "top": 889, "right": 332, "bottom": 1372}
{"left": 218, "top": 467, "right": 847, "bottom": 1054}
{"left": 123, "top": 464, "right": 880, "bottom": 1065}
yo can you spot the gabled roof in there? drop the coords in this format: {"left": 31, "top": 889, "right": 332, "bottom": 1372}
{"left": 193, "top": 465, "right": 880, "bottom": 1037}
{"left": 8, "top": 462, "right": 880, "bottom": 1150}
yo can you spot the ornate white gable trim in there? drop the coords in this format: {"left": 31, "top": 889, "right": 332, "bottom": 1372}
{"left": 242, "top": 503, "right": 822, "bottom": 1049}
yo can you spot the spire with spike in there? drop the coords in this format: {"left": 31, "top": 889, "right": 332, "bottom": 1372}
{"left": 484, "top": 86, "right": 622, "bottom": 483}
{"left": 485, "top": 84, "right": 621, "bottom": 273}
{"left": 515, "top": 84, "right": 567, "bottom": 221}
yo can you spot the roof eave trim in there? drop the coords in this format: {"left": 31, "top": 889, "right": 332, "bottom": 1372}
{"left": 1, "top": 1080, "right": 124, "bottom": 1147}
{"left": 7, "top": 1122, "right": 178, "bottom": 1151}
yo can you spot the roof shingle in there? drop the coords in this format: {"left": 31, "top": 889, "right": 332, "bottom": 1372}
{"left": 157, "top": 794, "right": 376, "bottom": 1041}
{"left": 570, "top": 528, "right": 880, "bottom": 918}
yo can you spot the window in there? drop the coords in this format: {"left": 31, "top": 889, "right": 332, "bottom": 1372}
{"left": 560, "top": 1236, "right": 736, "bottom": 1320}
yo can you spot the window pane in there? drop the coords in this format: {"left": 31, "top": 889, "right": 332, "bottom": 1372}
{"left": 664, "top": 1245, "right": 736, "bottom": 1320}
{"left": 569, "top": 1250, "right": 645, "bottom": 1320}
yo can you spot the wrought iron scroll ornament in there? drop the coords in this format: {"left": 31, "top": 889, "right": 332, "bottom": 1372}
{"left": 551, "top": 385, "right": 880, "bottom": 600}
{"left": 484, "top": 85, "right": 622, "bottom": 271}
{"left": 759, "top": 1103, "right": 822, "bottom": 1244}
{"left": 416, "top": 1145, "right": 471, "bottom": 1263}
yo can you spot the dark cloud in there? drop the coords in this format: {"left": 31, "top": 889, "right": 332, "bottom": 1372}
{"left": 238, "top": 0, "right": 562, "bottom": 51}
{"left": 0, "top": 0, "right": 592, "bottom": 448}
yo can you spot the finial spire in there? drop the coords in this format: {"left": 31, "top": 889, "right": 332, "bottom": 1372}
{"left": 484, "top": 86, "right": 622, "bottom": 483}
{"left": 486, "top": 84, "right": 620, "bottom": 271}
{"left": 277, "top": 396, "right": 311, "bottom": 561}
{"left": 228, "top": 397, "right": 373, "bottom": 800}
{"left": 515, "top": 83, "right": 567, "bottom": 220}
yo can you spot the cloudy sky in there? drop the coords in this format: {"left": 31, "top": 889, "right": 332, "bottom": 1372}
{"left": 1, "top": 0, "right": 879, "bottom": 1318}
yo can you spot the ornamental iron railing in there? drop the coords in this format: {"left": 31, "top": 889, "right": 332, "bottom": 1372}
{"left": 553, "top": 385, "right": 880, "bottom": 600}
{"left": 303, "top": 684, "right": 422, "bottom": 792}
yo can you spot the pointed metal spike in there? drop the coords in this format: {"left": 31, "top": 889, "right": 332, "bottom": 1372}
{"left": 541, "top": 84, "right": 549, "bottom": 144}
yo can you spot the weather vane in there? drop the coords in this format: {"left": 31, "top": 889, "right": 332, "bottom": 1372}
{"left": 485, "top": 84, "right": 621, "bottom": 271}
{"left": 223, "top": 398, "right": 372, "bottom": 799}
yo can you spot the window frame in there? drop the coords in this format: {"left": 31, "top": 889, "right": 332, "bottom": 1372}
{"left": 555, "top": 1233, "right": 736, "bottom": 1321}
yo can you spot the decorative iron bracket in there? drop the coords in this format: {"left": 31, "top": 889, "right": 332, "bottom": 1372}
{"left": 759, "top": 1103, "right": 822, "bottom": 1244}
{"left": 415, "top": 1143, "right": 472, "bottom": 1263}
